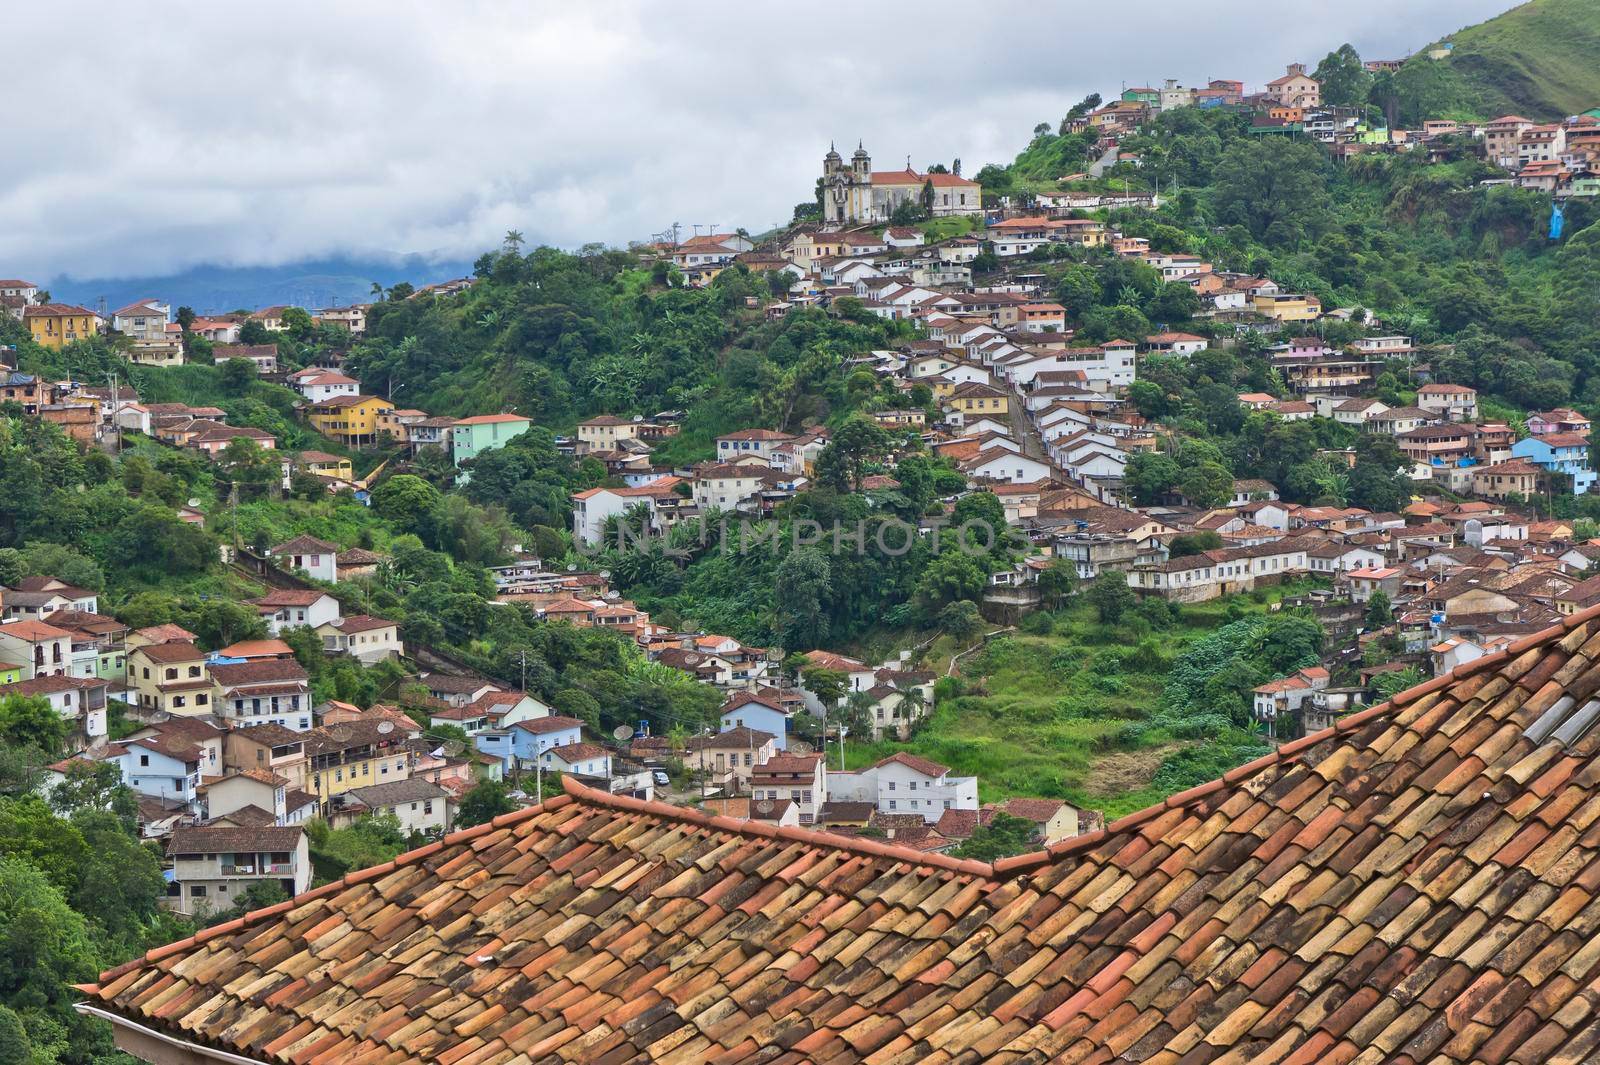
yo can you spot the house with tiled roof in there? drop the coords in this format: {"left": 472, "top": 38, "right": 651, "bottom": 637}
{"left": 196, "top": 767, "right": 303, "bottom": 827}
{"left": 683, "top": 726, "right": 777, "bottom": 792}
{"left": 246, "top": 588, "right": 341, "bottom": 636}
{"left": 77, "top": 604, "right": 1600, "bottom": 1062}
{"left": 164, "top": 824, "right": 309, "bottom": 915}
{"left": 719, "top": 689, "right": 791, "bottom": 750}
{"left": 315, "top": 614, "right": 402, "bottom": 663}
{"left": 210, "top": 659, "right": 312, "bottom": 732}
{"left": 126, "top": 640, "right": 212, "bottom": 715}
{"left": 335, "top": 776, "right": 452, "bottom": 835}
{"left": 471, "top": 715, "right": 585, "bottom": 772}
{"left": 267, "top": 534, "right": 340, "bottom": 582}
{"left": 826, "top": 751, "right": 979, "bottom": 824}
{"left": 540, "top": 740, "right": 610, "bottom": 777}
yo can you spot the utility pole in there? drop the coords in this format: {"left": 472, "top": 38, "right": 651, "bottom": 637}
{"left": 106, "top": 371, "right": 121, "bottom": 452}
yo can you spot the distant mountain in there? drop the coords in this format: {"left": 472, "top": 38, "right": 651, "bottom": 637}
{"left": 46, "top": 254, "right": 477, "bottom": 316}
{"left": 1415, "top": 0, "right": 1600, "bottom": 121}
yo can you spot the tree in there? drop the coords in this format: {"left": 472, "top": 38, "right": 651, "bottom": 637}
{"left": 816, "top": 416, "right": 890, "bottom": 492}
{"left": 938, "top": 599, "right": 984, "bottom": 642}
{"left": 774, "top": 548, "right": 832, "bottom": 652}
{"left": 371, "top": 474, "right": 442, "bottom": 527}
{"left": 0, "top": 857, "right": 100, "bottom": 1061}
{"left": 1179, "top": 461, "right": 1234, "bottom": 510}
{"left": 1365, "top": 590, "right": 1393, "bottom": 629}
{"left": 1168, "top": 531, "right": 1223, "bottom": 558}
{"left": 1372, "top": 665, "right": 1426, "bottom": 702}
{"left": 1037, "top": 557, "right": 1079, "bottom": 610}
{"left": 457, "top": 780, "right": 518, "bottom": 827}
{"left": 238, "top": 319, "right": 272, "bottom": 345}
{"left": 0, "top": 696, "right": 66, "bottom": 758}
{"left": 1087, "top": 571, "right": 1135, "bottom": 624}
{"left": 915, "top": 551, "right": 986, "bottom": 615}
{"left": 1124, "top": 452, "right": 1181, "bottom": 506}
{"left": 1211, "top": 138, "right": 1332, "bottom": 245}
{"left": 1313, "top": 44, "right": 1371, "bottom": 108}
{"left": 175, "top": 305, "right": 196, "bottom": 332}
{"left": 800, "top": 667, "right": 847, "bottom": 710}
{"left": 219, "top": 355, "right": 256, "bottom": 391}
{"left": 950, "top": 812, "right": 1038, "bottom": 860}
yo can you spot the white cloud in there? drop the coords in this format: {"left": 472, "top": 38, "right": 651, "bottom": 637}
{"left": 1, "top": 0, "right": 1509, "bottom": 279}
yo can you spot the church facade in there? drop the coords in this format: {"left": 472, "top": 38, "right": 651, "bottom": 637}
{"left": 821, "top": 144, "right": 981, "bottom": 224}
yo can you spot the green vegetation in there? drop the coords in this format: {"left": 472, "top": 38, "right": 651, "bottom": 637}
{"left": 949, "top": 812, "right": 1038, "bottom": 861}
{"left": 1413, "top": 0, "right": 1600, "bottom": 122}
{"left": 844, "top": 585, "right": 1321, "bottom": 818}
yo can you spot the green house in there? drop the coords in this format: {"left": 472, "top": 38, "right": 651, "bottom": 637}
{"left": 450, "top": 413, "right": 533, "bottom": 483}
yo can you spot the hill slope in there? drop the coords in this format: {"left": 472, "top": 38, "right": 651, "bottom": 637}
{"left": 1428, "top": 0, "right": 1600, "bottom": 120}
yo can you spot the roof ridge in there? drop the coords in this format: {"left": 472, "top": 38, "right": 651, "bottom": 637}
{"left": 78, "top": 775, "right": 997, "bottom": 993}
{"left": 990, "top": 600, "right": 1600, "bottom": 875}
{"left": 556, "top": 775, "right": 996, "bottom": 878}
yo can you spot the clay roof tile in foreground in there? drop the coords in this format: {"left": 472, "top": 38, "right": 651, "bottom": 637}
{"left": 74, "top": 603, "right": 1600, "bottom": 1062}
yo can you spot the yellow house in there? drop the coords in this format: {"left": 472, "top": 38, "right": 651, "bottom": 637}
{"left": 23, "top": 304, "right": 99, "bottom": 349}
{"left": 783, "top": 231, "right": 850, "bottom": 266}
{"left": 295, "top": 450, "right": 355, "bottom": 480}
{"left": 306, "top": 395, "right": 394, "bottom": 446}
{"left": 303, "top": 719, "right": 414, "bottom": 813}
{"left": 946, "top": 382, "right": 1010, "bottom": 418}
{"left": 1253, "top": 292, "right": 1322, "bottom": 322}
{"left": 127, "top": 641, "right": 213, "bottom": 716}
{"left": 1055, "top": 220, "right": 1108, "bottom": 247}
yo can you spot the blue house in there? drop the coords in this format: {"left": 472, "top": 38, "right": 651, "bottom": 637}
{"left": 720, "top": 691, "right": 791, "bottom": 750}
{"left": 1510, "top": 433, "right": 1596, "bottom": 495}
{"left": 473, "top": 715, "right": 585, "bottom": 771}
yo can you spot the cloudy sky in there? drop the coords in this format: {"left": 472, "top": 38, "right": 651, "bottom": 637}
{"left": 4, "top": 0, "right": 1510, "bottom": 280}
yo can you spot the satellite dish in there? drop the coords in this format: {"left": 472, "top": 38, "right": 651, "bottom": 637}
{"left": 187, "top": 498, "right": 202, "bottom": 508}
{"left": 326, "top": 724, "right": 352, "bottom": 743}
{"left": 149, "top": 711, "right": 170, "bottom": 724}
{"left": 755, "top": 799, "right": 774, "bottom": 814}
{"left": 443, "top": 739, "right": 465, "bottom": 757}
{"left": 376, "top": 720, "right": 394, "bottom": 734}
{"left": 612, "top": 725, "right": 633, "bottom": 742}
{"left": 599, "top": 570, "right": 612, "bottom": 581}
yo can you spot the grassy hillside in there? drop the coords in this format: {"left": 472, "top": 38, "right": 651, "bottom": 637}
{"left": 845, "top": 581, "right": 1323, "bottom": 819}
{"left": 1427, "top": 0, "right": 1600, "bottom": 120}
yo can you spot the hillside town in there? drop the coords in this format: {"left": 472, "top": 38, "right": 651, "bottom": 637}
{"left": 2, "top": 45, "right": 1600, "bottom": 914}
{"left": 12, "top": 2, "right": 1600, "bottom": 1060}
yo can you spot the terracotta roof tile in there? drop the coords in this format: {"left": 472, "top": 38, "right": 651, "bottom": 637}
{"left": 77, "top": 604, "right": 1600, "bottom": 1062}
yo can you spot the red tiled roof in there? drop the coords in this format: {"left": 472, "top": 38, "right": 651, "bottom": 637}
{"left": 80, "top": 605, "right": 1600, "bottom": 1063}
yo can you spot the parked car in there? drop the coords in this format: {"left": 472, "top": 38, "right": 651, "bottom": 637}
{"left": 652, "top": 769, "right": 670, "bottom": 786}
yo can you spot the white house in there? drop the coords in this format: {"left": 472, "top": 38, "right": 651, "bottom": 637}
{"left": 692, "top": 464, "right": 766, "bottom": 513}
{"left": 249, "top": 590, "right": 342, "bottom": 637}
{"left": 541, "top": 741, "right": 611, "bottom": 777}
{"left": 0, "top": 675, "right": 107, "bottom": 744}
{"left": 268, "top": 535, "right": 339, "bottom": 582}
{"left": 293, "top": 372, "right": 360, "bottom": 404}
{"left": 962, "top": 449, "right": 1054, "bottom": 485}
{"left": 342, "top": 778, "right": 451, "bottom": 835}
{"left": 798, "top": 650, "right": 877, "bottom": 714}
{"left": 715, "top": 428, "right": 795, "bottom": 464}
{"left": 824, "top": 752, "right": 979, "bottom": 824}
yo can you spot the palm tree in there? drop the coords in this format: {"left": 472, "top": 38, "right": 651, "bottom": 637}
{"left": 503, "top": 230, "right": 525, "bottom": 253}
{"left": 896, "top": 686, "right": 929, "bottom": 731}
